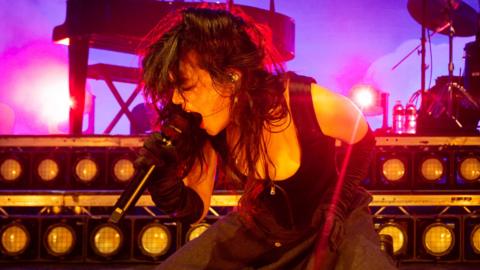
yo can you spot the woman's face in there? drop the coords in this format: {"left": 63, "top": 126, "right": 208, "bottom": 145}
{"left": 171, "top": 52, "right": 233, "bottom": 136}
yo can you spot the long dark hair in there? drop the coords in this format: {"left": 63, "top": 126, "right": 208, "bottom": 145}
{"left": 141, "top": 6, "right": 289, "bottom": 210}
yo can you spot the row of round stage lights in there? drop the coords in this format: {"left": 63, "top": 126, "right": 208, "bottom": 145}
{"left": 3, "top": 154, "right": 478, "bottom": 185}
{"left": 1, "top": 221, "right": 211, "bottom": 258}
{"left": 379, "top": 221, "right": 480, "bottom": 257}
{"left": 381, "top": 156, "right": 480, "bottom": 183}
{"left": 4, "top": 217, "right": 479, "bottom": 260}
{"left": 0, "top": 157, "right": 136, "bottom": 184}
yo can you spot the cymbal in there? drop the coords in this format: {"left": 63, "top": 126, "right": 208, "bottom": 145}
{"left": 407, "top": 0, "right": 479, "bottom": 37}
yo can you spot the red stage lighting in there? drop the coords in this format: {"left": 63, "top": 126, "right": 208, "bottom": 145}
{"left": 349, "top": 84, "right": 389, "bottom": 132}
{"left": 351, "top": 85, "right": 376, "bottom": 110}
{"left": 349, "top": 84, "right": 387, "bottom": 115}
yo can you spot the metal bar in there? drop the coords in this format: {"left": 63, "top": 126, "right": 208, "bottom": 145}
{"left": 398, "top": 206, "right": 411, "bottom": 216}
{"left": 374, "top": 136, "right": 480, "bottom": 146}
{"left": 1, "top": 136, "right": 479, "bottom": 147}
{"left": 208, "top": 207, "right": 220, "bottom": 217}
{"left": 2, "top": 194, "right": 480, "bottom": 207}
{"left": 142, "top": 206, "right": 157, "bottom": 217}
{"left": 103, "top": 76, "right": 137, "bottom": 134}
{"left": 373, "top": 206, "right": 386, "bottom": 216}
{"left": 88, "top": 64, "right": 140, "bottom": 84}
{"left": 68, "top": 37, "right": 89, "bottom": 135}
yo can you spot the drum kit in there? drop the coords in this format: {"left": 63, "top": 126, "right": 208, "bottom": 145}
{"left": 406, "top": 0, "right": 480, "bottom": 134}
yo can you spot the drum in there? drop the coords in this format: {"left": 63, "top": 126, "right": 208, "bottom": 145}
{"left": 464, "top": 41, "right": 480, "bottom": 99}
{"left": 417, "top": 75, "right": 479, "bottom": 135}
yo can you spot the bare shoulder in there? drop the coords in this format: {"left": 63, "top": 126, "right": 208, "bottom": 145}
{"left": 311, "top": 84, "right": 368, "bottom": 144}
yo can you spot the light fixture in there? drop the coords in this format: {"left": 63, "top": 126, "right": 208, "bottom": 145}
{"left": 37, "top": 158, "right": 60, "bottom": 182}
{"left": 464, "top": 217, "right": 480, "bottom": 260}
{"left": 113, "top": 158, "right": 135, "bottom": 183}
{"left": 91, "top": 224, "right": 123, "bottom": 257}
{"left": 44, "top": 223, "right": 75, "bottom": 256}
{"left": 0, "top": 223, "right": 30, "bottom": 256}
{"left": 423, "top": 223, "right": 454, "bottom": 257}
{"left": 0, "top": 158, "right": 22, "bottom": 182}
{"left": 470, "top": 225, "right": 480, "bottom": 254}
{"left": 459, "top": 157, "right": 480, "bottom": 182}
{"left": 186, "top": 223, "right": 210, "bottom": 242}
{"left": 75, "top": 158, "right": 98, "bottom": 183}
{"left": 138, "top": 223, "right": 171, "bottom": 257}
{"left": 378, "top": 222, "right": 407, "bottom": 255}
{"left": 349, "top": 84, "right": 389, "bottom": 131}
{"left": 420, "top": 157, "right": 444, "bottom": 182}
{"left": 382, "top": 158, "right": 406, "bottom": 182}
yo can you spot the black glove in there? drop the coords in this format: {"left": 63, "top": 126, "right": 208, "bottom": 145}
{"left": 316, "top": 127, "right": 376, "bottom": 251}
{"left": 334, "top": 127, "right": 376, "bottom": 215}
{"left": 135, "top": 132, "right": 179, "bottom": 179}
{"left": 137, "top": 104, "right": 206, "bottom": 225}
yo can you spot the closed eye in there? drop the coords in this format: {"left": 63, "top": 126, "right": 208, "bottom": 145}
{"left": 180, "top": 84, "right": 195, "bottom": 91}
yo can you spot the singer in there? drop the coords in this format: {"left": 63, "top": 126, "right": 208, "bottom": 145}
{"left": 139, "top": 6, "right": 397, "bottom": 270}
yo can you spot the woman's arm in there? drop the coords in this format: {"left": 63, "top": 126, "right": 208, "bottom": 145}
{"left": 311, "top": 84, "right": 368, "bottom": 144}
{"left": 311, "top": 83, "right": 376, "bottom": 214}
{"left": 309, "top": 83, "right": 376, "bottom": 250}
{"left": 147, "top": 140, "right": 217, "bottom": 225}
{"left": 182, "top": 141, "right": 217, "bottom": 223}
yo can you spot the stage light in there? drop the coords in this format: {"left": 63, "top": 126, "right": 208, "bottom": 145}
{"left": 348, "top": 85, "right": 389, "bottom": 131}
{"left": 44, "top": 224, "right": 75, "bottom": 256}
{"left": 91, "top": 224, "right": 123, "bottom": 257}
{"left": 423, "top": 223, "right": 454, "bottom": 257}
{"left": 351, "top": 85, "right": 376, "bottom": 109}
{"left": 0, "top": 223, "right": 30, "bottom": 256}
{"left": 75, "top": 158, "right": 98, "bottom": 183}
{"left": 463, "top": 217, "right": 480, "bottom": 260}
{"left": 348, "top": 84, "right": 388, "bottom": 116}
{"left": 138, "top": 223, "right": 171, "bottom": 257}
{"left": 186, "top": 223, "right": 210, "bottom": 242}
{"left": 420, "top": 157, "right": 444, "bottom": 182}
{"left": 378, "top": 223, "right": 407, "bottom": 255}
{"left": 37, "top": 158, "right": 60, "bottom": 182}
{"left": 459, "top": 157, "right": 480, "bottom": 182}
{"left": 0, "top": 158, "right": 22, "bottom": 182}
{"left": 382, "top": 158, "right": 406, "bottom": 182}
{"left": 113, "top": 158, "right": 135, "bottom": 183}
{"left": 471, "top": 225, "right": 480, "bottom": 254}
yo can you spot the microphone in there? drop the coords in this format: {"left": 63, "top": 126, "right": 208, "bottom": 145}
{"left": 109, "top": 164, "right": 157, "bottom": 223}
{"left": 109, "top": 132, "right": 176, "bottom": 224}
{"left": 109, "top": 106, "right": 193, "bottom": 224}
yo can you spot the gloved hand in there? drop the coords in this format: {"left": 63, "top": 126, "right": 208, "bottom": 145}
{"left": 136, "top": 102, "right": 206, "bottom": 178}
{"left": 135, "top": 132, "right": 180, "bottom": 180}
{"left": 316, "top": 127, "right": 376, "bottom": 251}
{"left": 136, "top": 133, "right": 203, "bottom": 224}
{"left": 137, "top": 104, "right": 206, "bottom": 224}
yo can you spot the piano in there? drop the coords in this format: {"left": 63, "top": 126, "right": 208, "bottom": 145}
{"left": 52, "top": 0, "right": 295, "bottom": 135}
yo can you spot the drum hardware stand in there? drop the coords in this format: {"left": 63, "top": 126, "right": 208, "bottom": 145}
{"left": 443, "top": 3, "right": 480, "bottom": 128}
{"left": 393, "top": 0, "right": 443, "bottom": 100}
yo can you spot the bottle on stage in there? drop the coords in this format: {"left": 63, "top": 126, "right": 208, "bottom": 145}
{"left": 392, "top": 100, "right": 405, "bottom": 134}
{"left": 405, "top": 103, "right": 417, "bottom": 134}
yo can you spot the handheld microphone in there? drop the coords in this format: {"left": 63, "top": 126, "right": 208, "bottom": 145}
{"left": 109, "top": 106, "right": 191, "bottom": 223}
{"left": 108, "top": 132, "right": 175, "bottom": 224}
{"left": 109, "top": 166, "right": 156, "bottom": 223}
